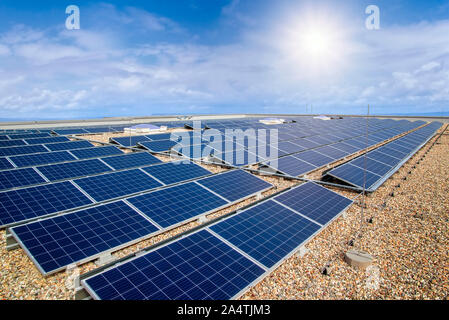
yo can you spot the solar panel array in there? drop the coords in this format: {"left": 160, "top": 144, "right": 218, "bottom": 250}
{"left": 326, "top": 122, "right": 442, "bottom": 191}
{"left": 10, "top": 169, "right": 272, "bottom": 274}
{"left": 81, "top": 182, "right": 351, "bottom": 300}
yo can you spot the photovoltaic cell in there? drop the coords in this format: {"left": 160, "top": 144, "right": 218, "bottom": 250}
{"left": 351, "top": 156, "right": 393, "bottom": 176}
{"left": 196, "top": 170, "right": 272, "bottom": 202}
{"left": 141, "top": 161, "right": 211, "bottom": 185}
{"left": 11, "top": 201, "right": 159, "bottom": 274}
{"left": 9, "top": 151, "right": 76, "bottom": 168}
{"left": 69, "top": 146, "right": 124, "bottom": 159}
{"left": 146, "top": 133, "right": 172, "bottom": 141}
{"left": 127, "top": 182, "right": 228, "bottom": 228}
{"left": 100, "top": 152, "right": 162, "bottom": 170}
{"left": 74, "top": 169, "right": 163, "bottom": 202}
{"left": 264, "top": 155, "right": 316, "bottom": 177}
{"left": 314, "top": 145, "right": 349, "bottom": 160}
{"left": 0, "top": 145, "right": 49, "bottom": 157}
{"left": 0, "top": 157, "right": 14, "bottom": 170}
{"left": 83, "top": 229, "right": 265, "bottom": 300}
{"left": 274, "top": 182, "right": 353, "bottom": 225}
{"left": 36, "top": 159, "right": 112, "bottom": 181}
{"left": 0, "top": 168, "right": 46, "bottom": 190}
{"left": 0, "top": 181, "right": 93, "bottom": 227}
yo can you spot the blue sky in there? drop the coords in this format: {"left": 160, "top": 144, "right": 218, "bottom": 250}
{"left": 0, "top": 0, "right": 448, "bottom": 119}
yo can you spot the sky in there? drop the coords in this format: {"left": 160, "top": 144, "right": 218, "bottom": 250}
{"left": 0, "top": 0, "right": 448, "bottom": 120}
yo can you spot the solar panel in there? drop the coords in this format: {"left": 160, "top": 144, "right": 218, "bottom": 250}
{"left": 146, "top": 133, "right": 172, "bottom": 141}
{"left": 11, "top": 201, "right": 159, "bottom": 275}
{"left": 366, "top": 150, "right": 401, "bottom": 167}
{"left": 327, "top": 163, "right": 382, "bottom": 189}
{"left": 138, "top": 140, "right": 177, "bottom": 152}
{"left": 0, "top": 168, "right": 46, "bottom": 191}
{"left": 196, "top": 170, "right": 272, "bottom": 202}
{"left": 293, "top": 150, "right": 335, "bottom": 167}
{"left": 274, "top": 182, "right": 353, "bottom": 225}
{"left": 100, "top": 152, "right": 162, "bottom": 170}
{"left": 213, "top": 149, "right": 262, "bottom": 166}
{"left": 111, "top": 136, "right": 150, "bottom": 147}
{"left": 314, "top": 145, "right": 349, "bottom": 160}
{"left": 8, "top": 133, "right": 51, "bottom": 139}
{"left": 127, "top": 182, "right": 228, "bottom": 228}
{"left": 24, "top": 136, "right": 70, "bottom": 145}
{"left": 82, "top": 229, "right": 265, "bottom": 300}
{"left": 74, "top": 169, "right": 163, "bottom": 202}
{"left": 0, "top": 139, "right": 26, "bottom": 148}
{"left": 350, "top": 156, "right": 393, "bottom": 176}
{"left": 45, "top": 140, "right": 93, "bottom": 151}
{"left": 328, "top": 142, "right": 360, "bottom": 154}
{"left": 70, "top": 146, "right": 124, "bottom": 159}
{"left": 209, "top": 199, "right": 321, "bottom": 268}
{"left": 376, "top": 146, "right": 407, "bottom": 160}
{"left": 0, "top": 145, "right": 49, "bottom": 157}
{"left": 9, "top": 151, "right": 76, "bottom": 168}
{"left": 276, "top": 141, "right": 305, "bottom": 155}
{"left": 36, "top": 159, "right": 112, "bottom": 181}
{"left": 0, "top": 181, "right": 93, "bottom": 228}
{"left": 141, "top": 160, "right": 211, "bottom": 185}
{"left": 263, "top": 155, "right": 316, "bottom": 177}
{"left": 52, "top": 129, "right": 88, "bottom": 135}
{"left": 0, "top": 157, "right": 14, "bottom": 170}
{"left": 0, "top": 135, "right": 10, "bottom": 140}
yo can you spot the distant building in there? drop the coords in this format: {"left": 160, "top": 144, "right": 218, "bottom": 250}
{"left": 124, "top": 124, "right": 167, "bottom": 133}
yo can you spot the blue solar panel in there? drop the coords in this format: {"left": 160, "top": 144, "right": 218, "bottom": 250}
{"left": 127, "top": 182, "right": 228, "bottom": 228}
{"left": 328, "top": 163, "right": 382, "bottom": 188}
{"left": 0, "top": 145, "right": 49, "bottom": 157}
{"left": 329, "top": 142, "right": 360, "bottom": 154}
{"left": 366, "top": 150, "right": 401, "bottom": 167}
{"left": 111, "top": 136, "right": 150, "bottom": 147}
{"left": 0, "top": 181, "right": 93, "bottom": 227}
{"left": 264, "top": 155, "right": 316, "bottom": 177}
{"left": 210, "top": 199, "right": 321, "bottom": 268}
{"left": 36, "top": 159, "right": 112, "bottom": 181}
{"left": 8, "top": 133, "right": 50, "bottom": 139}
{"left": 351, "top": 156, "right": 393, "bottom": 176}
{"left": 141, "top": 161, "right": 211, "bottom": 185}
{"left": 24, "top": 136, "right": 70, "bottom": 145}
{"left": 213, "top": 149, "right": 262, "bottom": 166}
{"left": 0, "top": 139, "right": 26, "bottom": 148}
{"left": 314, "top": 145, "right": 349, "bottom": 160}
{"left": 139, "top": 140, "right": 177, "bottom": 152}
{"left": 45, "top": 140, "right": 93, "bottom": 151}
{"left": 376, "top": 146, "right": 407, "bottom": 160}
{"left": 274, "top": 182, "right": 353, "bottom": 225}
{"left": 74, "top": 169, "right": 163, "bottom": 202}
{"left": 9, "top": 151, "right": 76, "bottom": 168}
{"left": 11, "top": 201, "right": 159, "bottom": 275}
{"left": 70, "top": 146, "right": 124, "bottom": 159}
{"left": 276, "top": 141, "right": 305, "bottom": 155}
{"left": 0, "top": 168, "right": 46, "bottom": 190}
{"left": 196, "top": 170, "right": 272, "bottom": 202}
{"left": 293, "top": 150, "right": 335, "bottom": 167}
{"left": 146, "top": 133, "right": 172, "bottom": 141}
{"left": 100, "top": 152, "right": 162, "bottom": 170}
{"left": 83, "top": 229, "right": 265, "bottom": 300}
{"left": 0, "top": 157, "right": 14, "bottom": 170}
{"left": 0, "top": 135, "right": 9, "bottom": 140}
{"left": 52, "top": 129, "right": 88, "bottom": 135}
